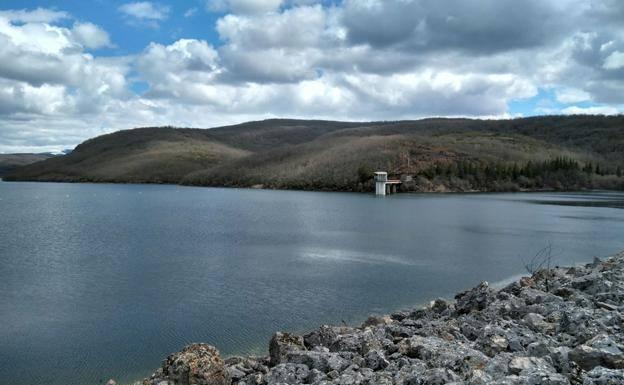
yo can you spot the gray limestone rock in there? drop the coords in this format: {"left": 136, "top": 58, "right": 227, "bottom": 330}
{"left": 269, "top": 332, "right": 306, "bottom": 366}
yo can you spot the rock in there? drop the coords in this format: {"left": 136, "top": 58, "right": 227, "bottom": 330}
{"left": 361, "top": 315, "right": 393, "bottom": 327}
{"left": 548, "top": 346, "right": 572, "bottom": 375}
{"left": 398, "top": 335, "right": 488, "bottom": 376}
{"left": 368, "top": 372, "right": 394, "bottom": 385}
{"left": 285, "top": 350, "right": 349, "bottom": 373}
{"left": 455, "top": 282, "right": 495, "bottom": 315}
{"left": 327, "top": 369, "right": 339, "bottom": 379}
{"left": 527, "top": 341, "right": 550, "bottom": 357}
{"left": 227, "top": 366, "right": 246, "bottom": 382}
{"left": 523, "top": 313, "right": 554, "bottom": 333}
{"left": 595, "top": 301, "right": 618, "bottom": 311}
{"left": 332, "top": 369, "right": 367, "bottom": 385}
{"left": 487, "top": 335, "right": 509, "bottom": 355}
{"left": 303, "top": 325, "right": 341, "bottom": 349}
{"left": 570, "top": 274, "right": 602, "bottom": 293}
{"left": 306, "top": 368, "right": 326, "bottom": 384}
{"left": 265, "top": 363, "right": 309, "bottom": 385}
{"left": 526, "top": 372, "right": 570, "bottom": 385}
{"left": 269, "top": 332, "right": 306, "bottom": 366}
{"left": 401, "top": 363, "right": 429, "bottom": 385}
{"left": 155, "top": 343, "right": 230, "bottom": 385}
{"left": 582, "top": 366, "right": 624, "bottom": 385}
{"left": 364, "top": 350, "right": 389, "bottom": 371}
{"left": 508, "top": 356, "right": 555, "bottom": 375}
{"left": 431, "top": 299, "right": 450, "bottom": 314}
{"left": 329, "top": 328, "right": 383, "bottom": 354}
{"left": 420, "top": 368, "right": 462, "bottom": 385}
{"left": 569, "top": 334, "right": 624, "bottom": 370}
{"left": 132, "top": 253, "right": 624, "bottom": 385}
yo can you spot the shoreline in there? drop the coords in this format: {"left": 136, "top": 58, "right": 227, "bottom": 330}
{"left": 125, "top": 251, "right": 624, "bottom": 385}
{"left": 2, "top": 178, "right": 621, "bottom": 196}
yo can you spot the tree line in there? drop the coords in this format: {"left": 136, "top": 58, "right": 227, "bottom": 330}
{"left": 421, "top": 157, "right": 622, "bottom": 179}
{"left": 408, "top": 157, "right": 624, "bottom": 191}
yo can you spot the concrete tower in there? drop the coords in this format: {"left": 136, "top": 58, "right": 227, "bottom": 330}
{"left": 374, "top": 171, "right": 388, "bottom": 195}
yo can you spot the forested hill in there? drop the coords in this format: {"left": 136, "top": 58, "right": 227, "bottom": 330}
{"left": 4, "top": 115, "right": 624, "bottom": 192}
{"left": 0, "top": 153, "right": 56, "bottom": 178}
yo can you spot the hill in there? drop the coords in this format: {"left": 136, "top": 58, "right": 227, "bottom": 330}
{"left": 0, "top": 153, "right": 56, "bottom": 178}
{"left": 5, "top": 116, "right": 624, "bottom": 192}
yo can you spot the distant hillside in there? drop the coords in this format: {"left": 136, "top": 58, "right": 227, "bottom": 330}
{"left": 5, "top": 116, "right": 624, "bottom": 192}
{"left": 0, "top": 153, "right": 56, "bottom": 178}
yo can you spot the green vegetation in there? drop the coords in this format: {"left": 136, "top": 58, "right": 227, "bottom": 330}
{"left": 413, "top": 157, "right": 624, "bottom": 192}
{"left": 4, "top": 116, "right": 624, "bottom": 192}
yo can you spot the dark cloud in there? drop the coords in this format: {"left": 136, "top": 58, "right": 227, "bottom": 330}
{"left": 342, "top": 0, "right": 572, "bottom": 54}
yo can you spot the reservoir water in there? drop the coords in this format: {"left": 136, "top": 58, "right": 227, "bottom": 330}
{"left": 1, "top": 182, "right": 623, "bottom": 385}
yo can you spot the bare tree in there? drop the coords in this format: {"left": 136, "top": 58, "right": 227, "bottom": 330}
{"left": 523, "top": 243, "right": 555, "bottom": 291}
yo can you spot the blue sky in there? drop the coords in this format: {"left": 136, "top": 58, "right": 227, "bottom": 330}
{"left": 1, "top": 0, "right": 223, "bottom": 53}
{"left": 509, "top": 89, "right": 579, "bottom": 117}
{"left": 0, "top": 0, "right": 622, "bottom": 152}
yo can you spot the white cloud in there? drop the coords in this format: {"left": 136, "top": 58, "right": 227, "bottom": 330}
{"left": 207, "top": 0, "right": 284, "bottom": 14}
{"left": 0, "top": 7, "right": 69, "bottom": 23}
{"left": 216, "top": 5, "right": 326, "bottom": 49}
{"left": 555, "top": 87, "right": 592, "bottom": 104}
{"left": 1, "top": 2, "right": 624, "bottom": 153}
{"left": 119, "top": 2, "right": 169, "bottom": 20}
{"left": 603, "top": 51, "right": 624, "bottom": 70}
{"left": 561, "top": 105, "right": 621, "bottom": 115}
{"left": 184, "top": 7, "right": 198, "bottom": 18}
{"left": 0, "top": 79, "right": 67, "bottom": 115}
{"left": 71, "top": 22, "right": 113, "bottom": 49}
{"left": 214, "top": 5, "right": 338, "bottom": 82}
{"left": 0, "top": 9, "right": 132, "bottom": 152}
{"left": 0, "top": 17, "right": 75, "bottom": 55}
{"left": 137, "top": 39, "right": 223, "bottom": 104}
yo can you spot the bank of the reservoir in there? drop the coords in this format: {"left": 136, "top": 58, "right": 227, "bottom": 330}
{"left": 128, "top": 251, "right": 624, "bottom": 385}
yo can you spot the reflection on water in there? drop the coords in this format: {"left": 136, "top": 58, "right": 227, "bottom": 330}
{"left": 529, "top": 199, "right": 624, "bottom": 209}
{"left": 0, "top": 183, "right": 623, "bottom": 385}
{"left": 517, "top": 191, "right": 624, "bottom": 209}
{"left": 300, "top": 247, "right": 422, "bottom": 266}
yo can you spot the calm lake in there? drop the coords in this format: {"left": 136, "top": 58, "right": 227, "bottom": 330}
{"left": 1, "top": 182, "right": 623, "bottom": 385}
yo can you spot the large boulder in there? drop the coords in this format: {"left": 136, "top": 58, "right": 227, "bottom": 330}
{"left": 154, "top": 344, "right": 230, "bottom": 385}
{"left": 583, "top": 366, "right": 624, "bottom": 385}
{"left": 303, "top": 325, "right": 346, "bottom": 349}
{"left": 455, "top": 282, "right": 496, "bottom": 315}
{"left": 569, "top": 334, "right": 624, "bottom": 371}
{"left": 327, "top": 328, "right": 385, "bottom": 354}
{"left": 364, "top": 349, "right": 390, "bottom": 371}
{"left": 523, "top": 313, "right": 555, "bottom": 334}
{"left": 508, "top": 356, "right": 555, "bottom": 375}
{"left": 269, "top": 332, "right": 306, "bottom": 366}
{"left": 398, "top": 335, "right": 489, "bottom": 377}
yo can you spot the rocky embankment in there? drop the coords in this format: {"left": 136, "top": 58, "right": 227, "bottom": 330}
{"left": 132, "top": 252, "right": 624, "bottom": 385}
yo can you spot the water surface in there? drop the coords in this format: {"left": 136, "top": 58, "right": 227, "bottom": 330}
{"left": 1, "top": 183, "right": 623, "bottom": 385}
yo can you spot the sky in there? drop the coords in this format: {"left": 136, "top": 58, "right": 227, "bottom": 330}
{"left": 0, "top": 0, "right": 623, "bottom": 153}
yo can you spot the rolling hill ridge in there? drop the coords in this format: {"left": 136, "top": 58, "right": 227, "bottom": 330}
{"left": 5, "top": 116, "right": 624, "bottom": 192}
{"left": 0, "top": 153, "right": 56, "bottom": 178}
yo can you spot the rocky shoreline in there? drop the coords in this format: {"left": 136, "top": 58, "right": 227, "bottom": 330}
{"left": 128, "top": 252, "right": 624, "bottom": 385}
